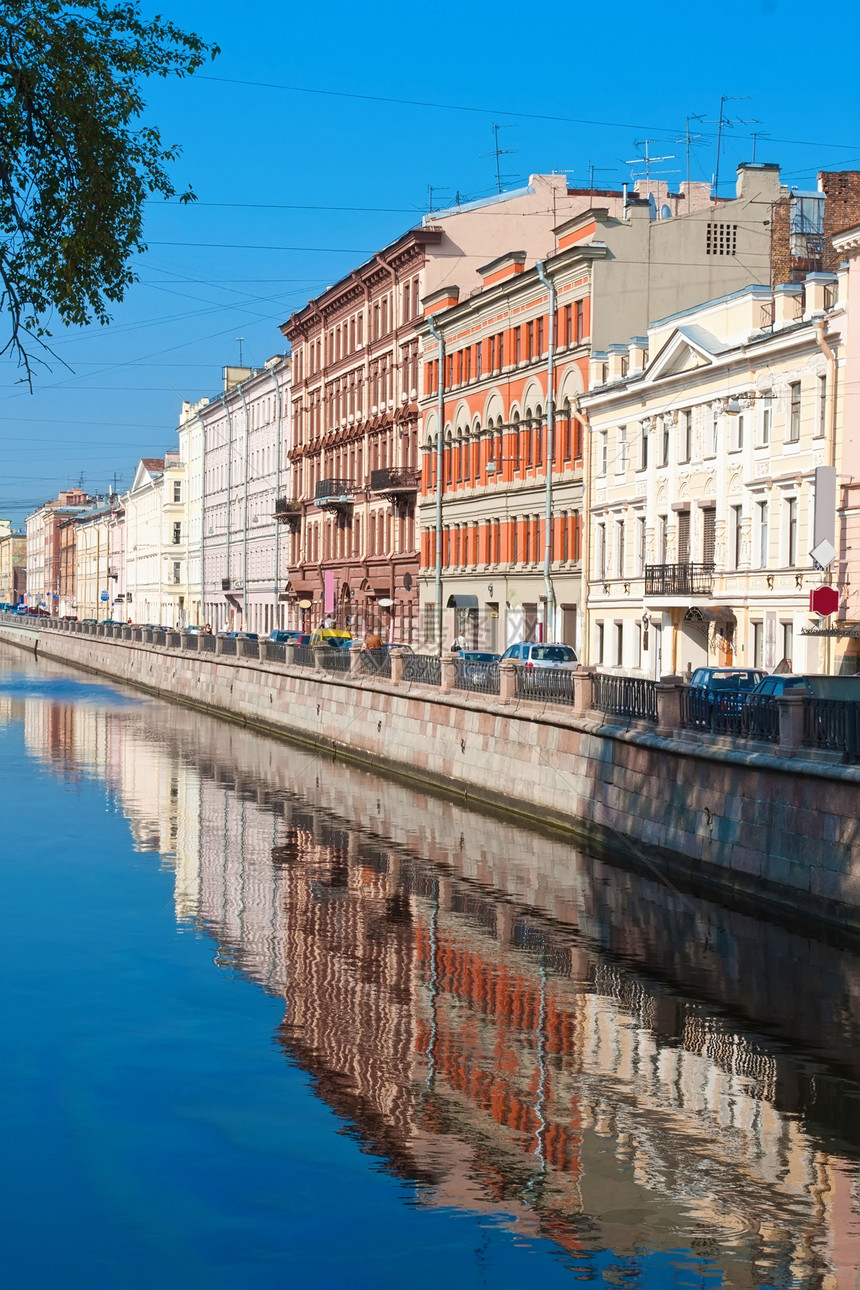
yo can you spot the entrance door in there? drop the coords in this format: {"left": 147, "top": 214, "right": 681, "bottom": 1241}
{"left": 561, "top": 605, "right": 577, "bottom": 650}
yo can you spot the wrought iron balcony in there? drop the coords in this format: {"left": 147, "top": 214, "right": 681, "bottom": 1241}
{"left": 273, "top": 497, "right": 302, "bottom": 525}
{"left": 314, "top": 478, "right": 355, "bottom": 510}
{"left": 369, "top": 466, "right": 421, "bottom": 495}
{"left": 645, "top": 562, "right": 714, "bottom": 597}
{"left": 221, "top": 577, "right": 231, "bottom": 591}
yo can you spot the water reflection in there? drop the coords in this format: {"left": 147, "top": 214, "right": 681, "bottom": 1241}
{"left": 7, "top": 646, "right": 860, "bottom": 1287}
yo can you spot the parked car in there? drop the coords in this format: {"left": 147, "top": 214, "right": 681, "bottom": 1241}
{"left": 500, "top": 642, "right": 578, "bottom": 669}
{"left": 216, "top": 631, "right": 259, "bottom": 640}
{"left": 749, "top": 674, "right": 812, "bottom": 699}
{"left": 309, "top": 628, "right": 352, "bottom": 648}
{"left": 270, "top": 629, "right": 307, "bottom": 643}
{"left": 689, "top": 667, "right": 765, "bottom": 698}
{"left": 458, "top": 650, "right": 501, "bottom": 689}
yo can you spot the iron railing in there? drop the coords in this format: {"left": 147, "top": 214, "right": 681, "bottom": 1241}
{"left": 262, "top": 640, "right": 286, "bottom": 664}
{"left": 293, "top": 644, "right": 316, "bottom": 668}
{"left": 218, "top": 637, "right": 237, "bottom": 655}
{"left": 320, "top": 647, "right": 351, "bottom": 674}
{"left": 360, "top": 650, "right": 392, "bottom": 679}
{"left": 803, "top": 698, "right": 860, "bottom": 762}
{"left": 680, "top": 687, "right": 780, "bottom": 742}
{"left": 369, "top": 466, "right": 421, "bottom": 494}
{"left": 644, "top": 562, "right": 714, "bottom": 596}
{"left": 199, "top": 634, "right": 216, "bottom": 653}
{"left": 516, "top": 667, "right": 576, "bottom": 705}
{"left": 592, "top": 673, "right": 658, "bottom": 723}
{"left": 402, "top": 654, "right": 442, "bottom": 687}
{"left": 273, "top": 497, "right": 301, "bottom": 518}
{"left": 454, "top": 658, "right": 500, "bottom": 695}
{"left": 239, "top": 638, "right": 259, "bottom": 659}
{"left": 314, "top": 477, "right": 355, "bottom": 502}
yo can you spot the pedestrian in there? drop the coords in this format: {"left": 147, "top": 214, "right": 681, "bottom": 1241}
{"left": 450, "top": 631, "right": 467, "bottom": 653}
{"left": 364, "top": 629, "right": 383, "bottom": 651}
{"left": 202, "top": 623, "right": 212, "bottom": 634}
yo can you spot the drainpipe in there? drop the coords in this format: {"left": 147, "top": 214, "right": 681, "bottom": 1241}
{"left": 574, "top": 394, "right": 591, "bottom": 664}
{"left": 222, "top": 395, "right": 234, "bottom": 632}
{"left": 237, "top": 383, "right": 251, "bottom": 631}
{"left": 814, "top": 318, "right": 839, "bottom": 675}
{"left": 270, "top": 360, "right": 285, "bottom": 628}
{"left": 535, "top": 260, "right": 556, "bottom": 641}
{"left": 427, "top": 315, "right": 445, "bottom": 654}
{"left": 197, "top": 411, "right": 206, "bottom": 628}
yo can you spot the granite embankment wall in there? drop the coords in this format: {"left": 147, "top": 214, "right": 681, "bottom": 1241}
{"left": 3, "top": 622, "right": 860, "bottom": 934}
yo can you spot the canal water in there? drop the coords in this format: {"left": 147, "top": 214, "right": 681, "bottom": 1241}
{"left": 1, "top": 644, "right": 859, "bottom": 1289}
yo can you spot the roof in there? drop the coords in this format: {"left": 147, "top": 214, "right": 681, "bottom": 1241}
{"left": 140, "top": 457, "right": 164, "bottom": 473}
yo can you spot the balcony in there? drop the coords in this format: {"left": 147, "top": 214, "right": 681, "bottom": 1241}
{"left": 645, "top": 563, "right": 714, "bottom": 598}
{"left": 273, "top": 497, "right": 302, "bottom": 527}
{"left": 370, "top": 466, "right": 420, "bottom": 496}
{"left": 221, "top": 577, "right": 231, "bottom": 591}
{"left": 314, "top": 478, "right": 355, "bottom": 513}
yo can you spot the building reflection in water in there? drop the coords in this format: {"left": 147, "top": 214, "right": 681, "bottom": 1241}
{"left": 13, "top": 651, "right": 860, "bottom": 1288}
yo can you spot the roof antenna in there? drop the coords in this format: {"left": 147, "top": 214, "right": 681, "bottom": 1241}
{"left": 236, "top": 337, "right": 245, "bottom": 367}
{"left": 426, "top": 185, "right": 449, "bottom": 214}
{"left": 482, "top": 123, "right": 518, "bottom": 195}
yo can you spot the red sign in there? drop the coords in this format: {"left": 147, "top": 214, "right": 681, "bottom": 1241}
{"left": 810, "top": 585, "right": 839, "bottom": 618}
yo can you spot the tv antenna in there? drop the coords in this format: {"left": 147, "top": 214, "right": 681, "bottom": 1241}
{"left": 236, "top": 337, "right": 245, "bottom": 367}
{"left": 675, "top": 114, "right": 707, "bottom": 189}
{"left": 587, "top": 161, "right": 617, "bottom": 195}
{"left": 426, "top": 184, "right": 450, "bottom": 213}
{"left": 708, "top": 96, "right": 761, "bottom": 197}
{"left": 624, "top": 140, "right": 678, "bottom": 186}
{"left": 750, "top": 130, "right": 770, "bottom": 163}
{"left": 482, "top": 123, "right": 518, "bottom": 195}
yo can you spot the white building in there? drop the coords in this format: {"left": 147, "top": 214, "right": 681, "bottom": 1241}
{"left": 198, "top": 355, "right": 291, "bottom": 634}
{"left": 580, "top": 274, "right": 843, "bottom": 676}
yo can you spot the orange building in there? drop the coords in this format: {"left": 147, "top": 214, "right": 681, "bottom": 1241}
{"left": 417, "top": 164, "right": 795, "bottom": 652}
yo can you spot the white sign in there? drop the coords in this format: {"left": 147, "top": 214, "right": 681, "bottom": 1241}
{"left": 810, "top": 538, "right": 837, "bottom": 570}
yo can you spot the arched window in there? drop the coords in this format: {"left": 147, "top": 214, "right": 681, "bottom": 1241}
{"left": 512, "top": 412, "right": 520, "bottom": 472}
{"left": 535, "top": 404, "right": 543, "bottom": 467}
{"left": 524, "top": 407, "right": 533, "bottom": 468}
{"left": 445, "top": 431, "right": 453, "bottom": 486}
{"left": 561, "top": 398, "right": 572, "bottom": 463}
{"left": 455, "top": 431, "right": 463, "bottom": 483}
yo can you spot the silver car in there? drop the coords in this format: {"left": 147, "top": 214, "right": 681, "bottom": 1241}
{"left": 500, "top": 642, "right": 578, "bottom": 669}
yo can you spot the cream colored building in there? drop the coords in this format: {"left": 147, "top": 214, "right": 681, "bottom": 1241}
{"left": 0, "top": 525, "right": 26, "bottom": 605}
{"left": 123, "top": 452, "right": 189, "bottom": 626}
{"left": 74, "top": 498, "right": 120, "bottom": 619}
{"left": 580, "top": 274, "right": 844, "bottom": 676}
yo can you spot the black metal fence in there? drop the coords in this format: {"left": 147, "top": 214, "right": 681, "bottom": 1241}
{"left": 360, "top": 650, "right": 392, "bottom": 679}
{"left": 644, "top": 562, "right": 714, "bottom": 596}
{"left": 804, "top": 698, "right": 860, "bottom": 762}
{"left": 218, "top": 637, "right": 237, "bottom": 656}
{"left": 321, "top": 647, "right": 351, "bottom": 674}
{"left": 680, "top": 687, "right": 780, "bottom": 742}
{"left": 515, "top": 667, "right": 575, "bottom": 705}
{"left": 402, "top": 654, "right": 442, "bottom": 687}
{"left": 454, "top": 658, "right": 500, "bottom": 695}
{"left": 200, "top": 634, "right": 216, "bottom": 653}
{"left": 293, "top": 645, "right": 316, "bottom": 669}
{"left": 591, "top": 673, "right": 658, "bottom": 723}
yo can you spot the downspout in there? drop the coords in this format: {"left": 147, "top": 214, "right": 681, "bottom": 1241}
{"left": 197, "top": 411, "right": 206, "bottom": 627}
{"left": 574, "top": 395, "right": 591, "bottom": 663}
{"left": 427, "top": 314, "right": 445, "bottom": 654}
{"left": 814, "top": 317, "right": 839, "bottom": 675}
{"left": 237, "top": 383, "right": 251, "bottom": 630}
{"left": 270, "top": 360, "right": 285, "bottom": 627}
{"left": 222, "top": 395, "right": 234, "bottom": 631}
{"left": 535, "top": 260, "right": 556, "bottom": 640}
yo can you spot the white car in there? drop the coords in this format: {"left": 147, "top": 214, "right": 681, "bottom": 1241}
{"left": 500, "top": 642, "right": 578, "bottom": 669}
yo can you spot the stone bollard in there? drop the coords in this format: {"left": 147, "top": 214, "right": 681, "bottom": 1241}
{"left": 389, "top": 647, "right": 405, "bottom": 686}
{"left": 572, "top": 665, "right": 596, "bottom": 717}
{"left": 215, "top": 634, "right": 228, "bottom": 656}
{"left": 180, "top": 630, "right": 194, "bottom": 651}
{"left": 313, "top": 642, "right": 329, "bottom": 672}
{"left": 656, "top": 674, "right": 684, "bottom": 737}
{"left": 777, "top": 691, "right": 806, "bottom": 756}
{"left": 283, "top": 642, "right": 297, "bottom": 668}
{"left": 498, "top": 658, "right": 517, "bottom": 704}
{"left": 440, "top": 651, "right": 456, "bottom": 694}
{"left": 350, "top": 640, "right": 364, "bottom": 676}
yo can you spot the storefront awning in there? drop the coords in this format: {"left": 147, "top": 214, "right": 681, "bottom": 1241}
{"left": 447, "top": 594, "right": 479, "bottom": 609}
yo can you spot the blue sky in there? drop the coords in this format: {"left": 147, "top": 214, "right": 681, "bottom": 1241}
{"left": 2, "top": 0, "right": 860, "bottom": 527}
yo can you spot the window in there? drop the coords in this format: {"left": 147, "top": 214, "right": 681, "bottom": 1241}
{"left": 732, "top": 505, "right": 743, "bottom": 569}
{"left": 173, "top": 481, "right": 181, "bottom": 503}
{"left": 618, "top": 424, "right": 627, "bottom": 471}
{"left": 760, "top": 391, "right": 772, "bottom": 446}
{"left": 637, "top": 515, "right": 647, "bottom": 574}
{"left": 660, "top": 417, "right": 670, "bottom": 467}
{"left": 758, "top": 500, "right": 769, "bottom": 568}
{"left": 514, "top": 327, "right": 521, "bottom": 365}
{"left": 596, "top": 621, "right": 605, "bottom": 665}
{"left": 735, "top": 412, "right": 745, "bottom": 452}
{"left": 702, "top": 508, "right": 716, "bottom": 565}
{"left": 781, "top": 621, "right": 794, "bottom": 665}
{"left": 172, "top": 522, "right": 181, "bottom": 545}
{"left": 172, "top": 561, "right": 181, "bottom": 585}
{"left": 640, "top": 423, "right": 649, "bottom": 471}
{"left": 523, "top": 515, "right": 530, "bottom": 564}
{"left": 677, "top": 510, "right": 690, "bottom": 563}
{"left": 706, "top": 222, "right": 738, "bottom": 255}
{"left": 680, "top": 409, "right": 692, "bottom": 462}
{"left": 817, "top": 374, "right": 827, "bottom": 439}
{"left": 574, "top": 299, "right": 584, "bottom": 343}
{"left": 511, "top": 515, "right": 518, "bottom": 564}
{"left": 598, "top": 430, "right": 608, "bottom": 477}
{"left": 753, "top": 621, "right": 764, "bottom": 668}
{"left": 561, "top": 511, "right": 569, "bottom": 562}
{"left": 596, "top": 523, "right": 606, "bottom": 579}
{"left": 616, "top": 520, "right": 625, "bottom": 578}
{"left": 788, "top": 382, "right": 801, "bottom": 443}
{"left": 787, "top": 497, "right": 798, "bottom": 566}
{"left": 658, "top": 514, "right": 668, "bottom": 564}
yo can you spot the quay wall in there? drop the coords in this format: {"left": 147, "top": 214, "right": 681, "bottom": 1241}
{"left": 3, "top": 622, "right": 859, "bottom": 935}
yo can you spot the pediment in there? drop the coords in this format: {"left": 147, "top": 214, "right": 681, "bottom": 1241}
{"left": 642, "top": 325, "right": 724, "bottom": 385}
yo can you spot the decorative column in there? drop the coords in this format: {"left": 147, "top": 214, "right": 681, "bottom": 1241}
{"left": 572, "top": 666, "right": 595, "bottom": 717}
{"left": 498, "top": 658, "right": 517, "bottom": 704}
{"left": 439, "top": 650, "right": 456, "bottom": 694}
{"left": 655, "top": 674, "right": 684, "bottom": 736}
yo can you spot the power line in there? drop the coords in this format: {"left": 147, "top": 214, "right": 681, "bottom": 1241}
{"left": 195, "top": 73, "right": 860, "bottom": 151}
